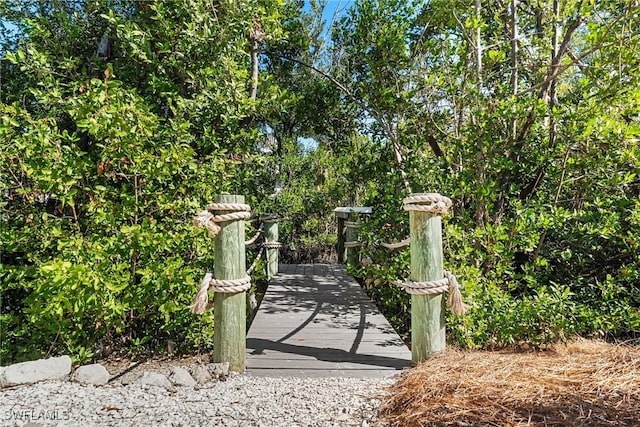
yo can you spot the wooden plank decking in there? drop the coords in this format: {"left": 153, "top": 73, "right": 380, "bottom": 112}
{"left": 246, "top": 264, "right": 412, "bottom": 377}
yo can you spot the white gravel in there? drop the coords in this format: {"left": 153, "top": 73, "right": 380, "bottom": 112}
{"left": 0, "top": 376, "right": 394, "bottom": 426}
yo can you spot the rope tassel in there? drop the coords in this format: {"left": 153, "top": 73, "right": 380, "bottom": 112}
{"left": 191, "top": 272, "right": 213, "bottom": 314}
{"left": 444, "top": 271, "right": 469, "bottom": 315}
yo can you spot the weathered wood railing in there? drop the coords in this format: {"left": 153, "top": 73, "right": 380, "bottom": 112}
{"left": 263, "top": 214, "right": 280, "bottom": 279}
{"left": 334, "top": 207, "right": 371, "bottom": 265}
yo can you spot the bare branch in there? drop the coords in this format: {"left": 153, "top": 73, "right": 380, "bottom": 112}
{"left": 514, "top": 7, "right": 637, "bottom": 98}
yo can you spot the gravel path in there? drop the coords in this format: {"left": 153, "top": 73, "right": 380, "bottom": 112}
{"left": 1, "top": 376, "right": 393, "bottom": 426}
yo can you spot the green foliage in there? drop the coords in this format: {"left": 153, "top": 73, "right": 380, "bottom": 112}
{"left": 333, "top": 0, "right": 640, "bottom": 348}
{"left": 269, "top": 141, "right": 349, "bottom": 263}
{"left": 1, "top": 0, "right": 290, "bottom": 363}
{"left": 0, "top": 78, "right": 216, "bottom": 362}
{"left": 2, "top": 0, "right": 640, "bottom": 364}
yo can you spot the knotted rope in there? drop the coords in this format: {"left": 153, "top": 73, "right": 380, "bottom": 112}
{"left": 194, "top": 203, "right": 252, "bottom": 237}
{"left": 191, "top": 273, "right": 252, "bottom": 314}
{"left": 395, "top": 271, "right": 469, "bottom": 315}
{"left": 208, "top": 275, "right": 252, "bottom": 293}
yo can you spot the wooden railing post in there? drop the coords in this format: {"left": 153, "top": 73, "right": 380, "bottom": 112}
{"left": 263, "top": 214, "right": 280, "bottom": 279}
{"left": 213, "top": 194, "right": 247, "bottom": 373}
{"left": 406, "top": 193, "right": 446, "bottom": 362}
{"left": 334, "top": 207, "right": 372, "bottom": 265}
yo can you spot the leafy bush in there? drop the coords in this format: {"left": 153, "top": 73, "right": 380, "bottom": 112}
{"left": 2, "top": 0, "right": 640, "bottom": 364}
{"left": 353, "top": 201, "right": 640, "bottom": 349}
{"left": 0, "top": 0, "right": 290, "bottom": 363}
{"left": 0, "top": 86, "right": 219, "bottom": 363}
{"left": 335, "top": 0, "right": 640, "bottom": 349}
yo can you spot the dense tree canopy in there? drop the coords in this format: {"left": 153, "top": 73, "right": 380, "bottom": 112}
{"left": 332, "top": 0, "right": 640, "bottom": 347}
{"left": 1, "top": 0, "right": 639, "bottom": 362}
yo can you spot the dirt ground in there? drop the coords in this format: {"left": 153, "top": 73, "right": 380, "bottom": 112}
{"left": 98, "top": 352, "right": 216, "bottom": 384}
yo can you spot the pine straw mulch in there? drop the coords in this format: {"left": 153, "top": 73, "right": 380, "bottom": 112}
{"left": 378, "top": 339, "right": 640, "bottom": 426}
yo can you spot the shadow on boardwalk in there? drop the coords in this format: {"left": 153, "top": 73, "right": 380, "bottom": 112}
{"left": 246, "top": 264, "right": 412, "bottom": 377}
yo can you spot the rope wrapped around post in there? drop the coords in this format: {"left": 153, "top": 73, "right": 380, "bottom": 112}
{"left": 191, "top": 273, "right": 252, "bottom": 313}
{"left": 343, "top": 219, "right": 364, "bottom": 263}
{"left": 262, "top": 214, "right": 281, "bottom": 279}
{"left": 401, "top": 193, "right": 468, "bottom": 316}
{"left": 344, "top": 221, "right": 362, "bottom": 248}
{"left": 395, "top": 271, "right": 469, "bottom": 315}
{"left": 377, "top": 194, "right": 451, "bottom": 250}
{"left": 191, "top": 202, "right": 253, "bottom": 314}
{"left": 344, "top": 220, "right": 360, "bottom": 228}
{"left": 403, "top": 193, "right": 452, "bottom": 214}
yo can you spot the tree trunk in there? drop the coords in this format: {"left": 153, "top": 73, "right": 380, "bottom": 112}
{"left": 249, "top": 16, "right": 264, "bottom": 101}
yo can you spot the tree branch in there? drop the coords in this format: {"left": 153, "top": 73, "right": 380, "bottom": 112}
{"left": 513, "top": 6, "right": 636, "bottom": 98}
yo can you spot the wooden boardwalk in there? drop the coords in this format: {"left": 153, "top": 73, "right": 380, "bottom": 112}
{"left": 246, "top": 264, "right": 412, "bottom": 377}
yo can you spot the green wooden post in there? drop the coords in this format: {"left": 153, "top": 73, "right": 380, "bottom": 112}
{"left": 334, "top": 207, "right": 372, "bottom": 264}
{"left": 213, "top": 194, "right": 247, "bottom": 373}
{"left": 264, "top": 215, "right": 279, "bottom": 279}
{"left": 345, "top": 214, "right": 360, "bottom": 266}
{"left": 408, "top": 193, "right": 446, "bottom": 362}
